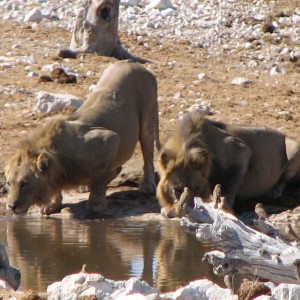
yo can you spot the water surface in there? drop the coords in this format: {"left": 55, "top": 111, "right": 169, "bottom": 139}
{"left": 0, "top": 216, "right": 224, "bottom": 292}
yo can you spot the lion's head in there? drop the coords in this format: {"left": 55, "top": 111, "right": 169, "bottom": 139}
{"left": 5, "top": 117, "right": 72, "bottom": 214}
{"left": 156, "top": 113, "right": 213, "bottom": 213}
{"left": 5, "top": 149, "right": 56, "bottom": 214}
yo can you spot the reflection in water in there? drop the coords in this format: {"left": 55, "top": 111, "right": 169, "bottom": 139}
{"left": 0, "top": 217, "right": 224, "bottom": 292}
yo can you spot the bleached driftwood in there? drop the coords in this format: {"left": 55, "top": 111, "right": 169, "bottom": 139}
{"left": 180, "top": 190, "right": 300, "bottom": 285}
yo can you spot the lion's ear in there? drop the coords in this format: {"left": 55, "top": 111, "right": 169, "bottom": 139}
{"left": 36, "top": 152, "right": 50, "bottom": 173}
{"left": 159, "top": 149, "right": 176, "bottom": 169}
{"left": 188, "top": 148, "right": 210, "bottom": 168}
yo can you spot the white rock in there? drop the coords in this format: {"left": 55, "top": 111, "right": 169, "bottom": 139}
{"left": 172, "top": 279, "right": 237, "bottom": 300}
{"left": 270, "top": 65, "right": 286, "bottom": 75}
{"left": 231, "top": 77, "right": 252, "bottom": 85}
{"left": 188, "top": 103, "right": 211, "bottom": 116}
{"left": 272, "top": 283, "right": 300, "bottom": 299}
{"left": 197, "top": 73, "right": 206, "bottom": 80}
{"left": 277, "top": 110, "right": 290, "bottom": 117}
{"left": 15, "top": 56, "right": 37, "bottom": 65}
{"left": 173, "top": 92, "right": 183, "bottom": 100}
{"left": 148, "top": 0, "right": 174, "bottom": 10}
{"left": 111, "top": 278, "right": 157, "bottom": 299}
{"left": 47, "top": 273, "right": 157, "bottom": 300}
{"left": 24, "top": 8, "right": 43, "bottom": 23}
{"left": 234, "top": 100, "right": 249, "bottom": 106}
{"left": 27, "top": 71, "right": 39, "bottom": 77}
{"left": 248, "top": 60, "right": 258, "bottom": 68}
{"left": 33, "top": 92, "right": 83, "bottom": 114}
{"left": 121, "top": 0, "right": 141, "bottom": 6}
{"left": 41, "top": 63, "right": 72, "bottom": 73}
{"left": 161, "top": 8, "right": 177, "bottom": 17}
{"left": 11, "top": 44, "right": 21, "bottom": 49}
{"left": 0, "top": 63, "right": 12, "bottom": 69}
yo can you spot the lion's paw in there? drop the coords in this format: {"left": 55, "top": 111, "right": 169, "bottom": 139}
{"left": 41, "top": 203, "right": 62, "bottom": 215}
{"left": 140, "top": 178, "right": 156, "bottom": 194}
{"left": 160, "top": 207, "right": 176, "bottom": 218}
{"left": 86, "top": 199, "right": 107, "bottom": 213}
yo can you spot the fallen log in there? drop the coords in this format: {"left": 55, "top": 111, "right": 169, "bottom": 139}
{"left": 179, "top": 187, "right": 300, "bottom": 286}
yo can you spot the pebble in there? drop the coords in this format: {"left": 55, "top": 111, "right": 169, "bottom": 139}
{"left": 231, "top": 77, "right": 252, "bottom": 85}
{"left": 123, "top": 0, "right": 139, "bottom": 6}
{"left": 147, "top": 0, "right": 174, "bottom": 10}
{"left": 197, "top": 73, "right": 206, "bottom": 80}
{"left": 27, "top": 71, "right": 39, "bottom": 77}
{"left": 0, "top": 0, "right": 298, "bottom": 76}
{"left": 270, "top": 65, "right": 286, "bottom": 75}
{"left": 23, "top": 8, "right": 43, "bottom": 22}
{"left": 188, "top": 103, "right": 211, "bottom": 115}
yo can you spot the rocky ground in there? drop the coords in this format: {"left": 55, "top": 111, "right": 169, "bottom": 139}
{"left": 0, "top": 0, "right": 300, "bottom": 297}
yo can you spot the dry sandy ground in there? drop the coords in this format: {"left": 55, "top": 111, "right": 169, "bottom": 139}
{"left": 1, "top": 17, "right": 300, "bottom": 208}
{"left": 0, "top": 11, "right": 300, "bottom": 297}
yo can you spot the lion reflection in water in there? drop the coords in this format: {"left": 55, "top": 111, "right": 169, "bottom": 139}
{"left": 3, "top": 219, "right": 212, "bottom": 292}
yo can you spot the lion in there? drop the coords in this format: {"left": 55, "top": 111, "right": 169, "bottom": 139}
{"left": 157, "top": 111, "right": 300, "bottom": 217}
{"left": 5, "top": 60, "right": 160, "bottom": 216}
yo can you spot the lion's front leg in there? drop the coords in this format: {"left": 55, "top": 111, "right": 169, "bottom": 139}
{"left": 86, "top": 168, "right": 121, "bottom": 213}
{"left": 87, "top": 180, "right": 108, "bottom": 213}
{"left": 140, "top": 164, "right": 156, "bottom": 194}
{"left": 42, "top": 192, "right": 63, "bottom": 215}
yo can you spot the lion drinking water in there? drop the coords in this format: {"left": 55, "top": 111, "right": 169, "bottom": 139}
{"left": 157, "top": 111, "right": 300, "bottom": 217}
{"left": 5, "top": 61, "right": 160, "bottom": 216}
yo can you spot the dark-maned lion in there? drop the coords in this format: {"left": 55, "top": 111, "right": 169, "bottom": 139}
{"left": 5, "top": 61, "right": 160, "bottom": 216}
{"left": 157, "top": 111, "right": 300, "bottom": 217}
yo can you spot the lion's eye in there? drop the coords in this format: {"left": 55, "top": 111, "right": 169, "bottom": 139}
{"left": 6, "top": 181, "right": 10, "bottom": 187}
{"left": 20, "top": 181, "right": 27, "bottom": 189}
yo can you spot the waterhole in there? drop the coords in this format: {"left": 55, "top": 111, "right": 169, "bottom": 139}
{"left": 0, "top": 216, "right": 223, "bottom": 292}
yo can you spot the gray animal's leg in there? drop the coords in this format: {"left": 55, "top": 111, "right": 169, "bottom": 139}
{"left": 139, "top": 122, "right": 156, "bottom": 194}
